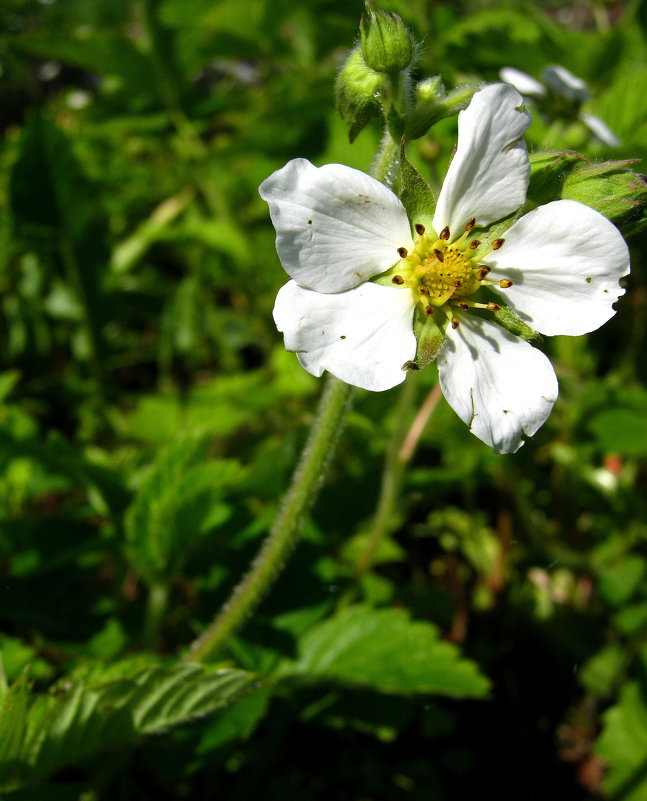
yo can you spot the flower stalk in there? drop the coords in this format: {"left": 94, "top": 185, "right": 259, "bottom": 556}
{"left": 185, "top": 375, "right": 353, "bottom": 662}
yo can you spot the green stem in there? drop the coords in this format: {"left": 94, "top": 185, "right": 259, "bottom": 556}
{"left": 373, "top": 132, "right": 400, "bottom": 188}
{"left": 354, "top": 379, "right": 442, "bottom": 577}
{"left": 185, "top": 376, "right": 353, "bottom": 662}
{"left": 354, "top": 375, "right": 416, "bottom": 576}
{"left": 60, "top": 236, "right": 105, "bottom": 393}
{"left": 141, "top": 582, "right": 169, "bottom": 650}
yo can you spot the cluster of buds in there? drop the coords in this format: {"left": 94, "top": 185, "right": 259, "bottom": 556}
{"left": 335, "top": 2, "right": 477, "bottom": 143}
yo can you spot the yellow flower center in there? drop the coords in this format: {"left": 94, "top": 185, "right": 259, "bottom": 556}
{"left": 389, "top": 221, "right": 512, "bottom": 327}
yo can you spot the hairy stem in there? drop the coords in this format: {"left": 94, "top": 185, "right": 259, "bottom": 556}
{"left": 185, "top": 376, "right": 353, "bottom": 662}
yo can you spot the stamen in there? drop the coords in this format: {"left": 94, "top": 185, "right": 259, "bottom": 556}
{"left": 492, "top": 238, "right": 505, "bottom": 250}
{"left": 458, "top": 301, "right": 469, "bottom": 310}
{"left": 397, "top": 247, "right": 408, "bottom": 258}
{"left": 499, "top": 279, "right": 514, "bottom": 288}
{"left": 453, "top": 280, "right": 462, "bottom": 288}
{"left": 440, "top": 226, "right": 450, "bottom": 240}
{"left": 419, "top": 286, "right": 429, "bottom": 295}
{"left": 425, "top": 306, "right": 434, "bottom": 316}
{"left": 469, "top": 240, "right": 481, "bottom": 250}
{"left": 433, "top": 249, "right": 444, "bottom": 262}
{"left": 486, "top": 302, "right": 501, "bottom": 311}
{"left": 392, "top": 275, "right": 405, "bottom": 285}
{"left": 476, "top": 266, "right": 491, "bottom": 281}
{"left": 451, "top": 317, "right": 460, "bottom": 329}
{"left": 415, "top": 223, "right": 426, "bottom": 236}
{"left": 465, "top": 217, "right": 476, "bottom": 232}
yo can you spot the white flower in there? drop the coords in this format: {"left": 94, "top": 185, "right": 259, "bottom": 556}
{"left": 260, "top": 84, "right": 629, "bottom": 454}
{"left": 500, "top": 65, "right": 620, "bottom": 148}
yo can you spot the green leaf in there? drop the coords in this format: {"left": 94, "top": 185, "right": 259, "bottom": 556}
{"left": 125, "top": 434, "right": 244, "bottom": 584}
{"left": 278, "top": 605, "right": 490, "bottom": 698}
{"left": 596, "top": 681, "right": 647, "bottom": 801}
{"left": 587, "top": 408, "right": 647, "bottom": 457}
{"left": 0, "top": 672, "right": 29, "bottom": 792}
{"left": 21, "top": 663, "right": 256, "bottom": 784}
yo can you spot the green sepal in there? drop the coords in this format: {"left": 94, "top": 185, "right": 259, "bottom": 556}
{"left": 407, "top": 306, "right": 446, "bottom": 371}
{"left": 335, "top": 46, "right": 383, "bottom": 143}
{"left": 398, "top": 140, "right": 436, "bottom": 232}
{"left": 526, "top": 150, "right": 584, "bottom": 208}
{"left": 561, "top": 159, "right": 647, "bottom": 236}
{"left": 473, "top": 290, "right": 538, "bottom": 341}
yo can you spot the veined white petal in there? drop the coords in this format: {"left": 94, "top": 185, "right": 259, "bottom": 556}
{"left": 437, "top": 315, "right": 558, "bottom": 454}
{"left": 500, "top": 67, "right": 546, "bottom": 98}
{"left": 542, "top": 65, "right": 589, "bottom": 102}
{"left": 432, "top": 84, "right": 531, "bottom": 237}
{"left": 482, "top": 200, "right": 630, "bottom": 336}
{"left": 580, "top": 112, "right": 620, "bottom": 148}
{"left": 260, "top": 159, "right": 413, "bottom": 293}
{"left": 273, "top": 280, "right": 416, "bottom": 392}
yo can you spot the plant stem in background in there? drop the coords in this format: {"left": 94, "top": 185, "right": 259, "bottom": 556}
{"left": 185, "top": 375, "right": 353, "bottom": 662}
{"left": 354, "top": 380, "right": 443, "bottom": 577}
{"left": 141, "top": 582, "right": 170, "bottom": 650}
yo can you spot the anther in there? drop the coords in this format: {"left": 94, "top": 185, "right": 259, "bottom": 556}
{"left": 440, "top": 226, "right": 450, "bottom": 241}
{"left": 433, "top": 249, "right": 444, "bottom": 262}
{"left": 486, "top": 302, "right": 501, "bottom": 312}
{"left": 419, "top": 286, "right": 429, "bottom": 295}
{"left": 465, "top": 217, "right": 476, "bottom": 232}
{"left": 477, "top": 266, "right": 491, "bottom": 281}
{"left": 451, "top": 317, "right": 460, "bottom": 329}
{"left": 415, "top": 223, "right": 425, "bottom": 236}
{"left": 453, "top": 280, "right": 462, "bottom": 288}
{"left": 392, "top": 275, "right": 405, "bottom": 285}
{"left": 397, "top": 247, "right": 408, "bottom": 258}
{"left": 492, "top": 238, "right": 505, "bottom": 250}
{"left": 425, "top": 306, "right": 434, "bottom": 316}
{"left": 458, "top": 301, "right": 469, "bottom": 310}
{"left": 469, "top": 239, "right": 481, "bottom": 250}
{"left": 499, "top": 279, "right": 514, "bottom": 288}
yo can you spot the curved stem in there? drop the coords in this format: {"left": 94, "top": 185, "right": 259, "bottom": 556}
{"left": 185, "top": 376, "right": 353, "bottom": 662}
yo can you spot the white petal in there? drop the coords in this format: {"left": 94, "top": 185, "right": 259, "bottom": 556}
{"left": 482, "top": 200, "right": 629, "bottom": 336}
{"left": 432, "top": 84, "right": 531, "bottom": 237}
{"left": 437, "top": 315, "right": 558, "bottom": 454}
{"left": 580, "top": 112, "right": 620, "bottom": 147}
{"left": 273, "top": 280, "right": 416, "bottom": 392}
{"left": 499, "top": 67, "right": 546, "bottom": 98}
{"left": 260, "top": 159, "right": 413, "bottom": 293}
{"left": 542, "top": 65, "right": 589, "bottom": 102}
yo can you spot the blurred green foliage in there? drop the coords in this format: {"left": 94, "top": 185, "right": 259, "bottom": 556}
{"left": 1, "top": 0, "right": 647, "bottom": 799}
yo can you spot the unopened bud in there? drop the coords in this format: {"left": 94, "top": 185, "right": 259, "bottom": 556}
{"left": 406, "top": 80, "right": 479, "bottom": 140}
{"left": 360, "top": 4, "right": 415, "bottom": 76}
{"left": 335, "top": 47, "right": 383, "bottom": 143}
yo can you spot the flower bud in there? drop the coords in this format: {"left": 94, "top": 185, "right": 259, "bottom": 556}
{"left": 335, "top": 46, "right": 383, "bottom": 142}
{"left": 360, "top": 4, "right": 415, "bottom": 76}
{"left": 561, "top": 160, "right": 647, "bottom": 235}
{"left": 406, "top": 80, "right": 479, "bottom": 140}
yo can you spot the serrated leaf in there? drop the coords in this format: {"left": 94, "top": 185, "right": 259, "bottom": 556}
{"left": 278, "top": 606, "right": 489, "bottom": 698}
{"left": 22, "top": 663, "right": 256, "bottom": 784}
{"left": 125, "top": 434, "right": 244, "bottom": 584}
{"left": 596, "top": 681, "right": 647, "bottom": 801}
